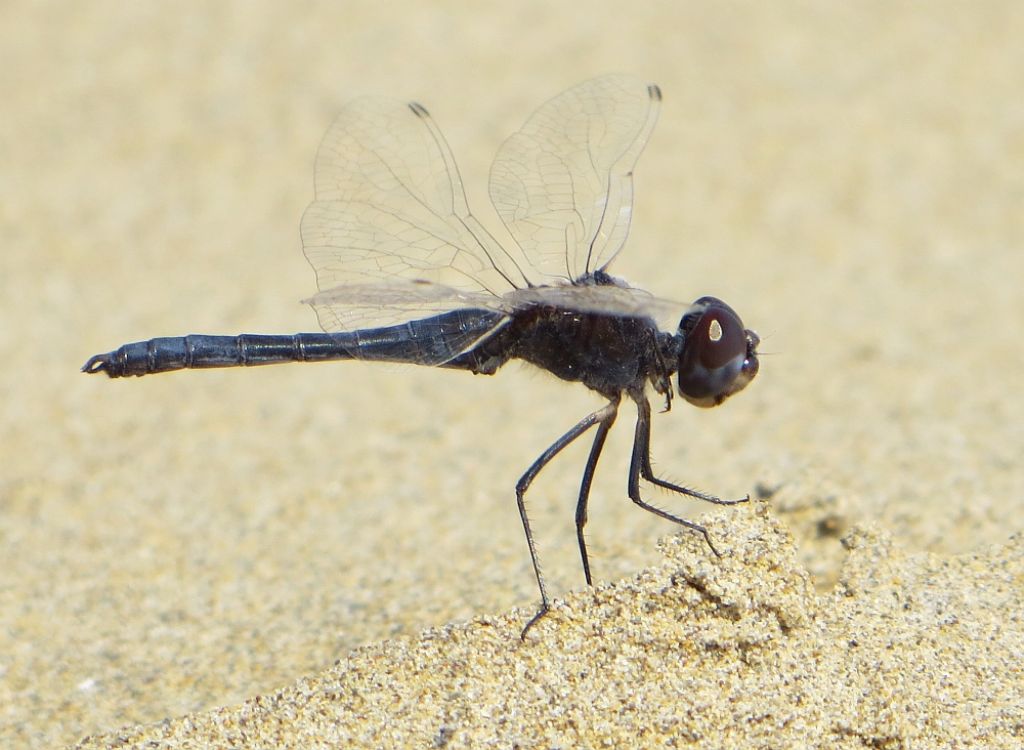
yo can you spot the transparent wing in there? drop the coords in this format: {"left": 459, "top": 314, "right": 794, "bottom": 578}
{"left": 303, "top": 281, "right": 513, "bottom": 329}
{"left": 502, "top": 283, "right": 696, "bottom": 331}
{"left": 299, "top": 80, "right": 667, "bottom": 364}
{"left": 489, "top": 75, "right": 662, "bottom": 284}
{"left": 300, "top": 97, "right": 530, "bottom": 336}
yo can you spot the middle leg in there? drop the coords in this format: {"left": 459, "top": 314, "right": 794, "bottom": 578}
{"left": 574, "top": 402, "right": 619, "bottom": 587}
{"left": 516, "top": 396, "right": 620, "bottom": 637}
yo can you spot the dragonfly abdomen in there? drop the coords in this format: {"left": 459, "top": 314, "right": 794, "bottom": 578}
{"left": 81, "top": 333, "right": 361, "bottom": 378}
{"left": 82, "top": 309, "right": 509, "bottom": 378}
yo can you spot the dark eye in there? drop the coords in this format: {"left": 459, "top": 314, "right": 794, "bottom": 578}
{"left": 677, "top": 296, "right": 759, "bottom": 408}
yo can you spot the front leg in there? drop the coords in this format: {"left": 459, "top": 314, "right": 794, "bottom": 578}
{"left": 626, "top": 394, "right": 748, "bottom": 557}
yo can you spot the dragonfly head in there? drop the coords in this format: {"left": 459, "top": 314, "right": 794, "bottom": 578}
{"left": 675, "top": 296, "right": 759, "bottom": 408}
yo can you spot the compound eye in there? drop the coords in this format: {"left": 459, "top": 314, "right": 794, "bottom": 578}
{"left": 677, "top": 297, "right": 758, "bottom": 408}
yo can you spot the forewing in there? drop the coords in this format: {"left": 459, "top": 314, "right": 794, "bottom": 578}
{"left": 301, "top": 97, "right": 525, "bottom": 333}
{"left": 503, "top": 283, "right": 696, "bottom": 331}
{"left": 488, "top": 75, "right": 661, "bottom": 284}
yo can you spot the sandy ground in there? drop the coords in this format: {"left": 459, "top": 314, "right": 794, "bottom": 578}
{"left": 3, "top": 2, "right": 1022, "bottom": 748}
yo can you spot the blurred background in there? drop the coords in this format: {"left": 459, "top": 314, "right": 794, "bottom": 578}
{"left": 2, "top": 1, "right": 1022, "bottom": 745}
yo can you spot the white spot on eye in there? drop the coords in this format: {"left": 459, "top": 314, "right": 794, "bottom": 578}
{"left": 708, "top": 319, "right": 723, "bottom": 342}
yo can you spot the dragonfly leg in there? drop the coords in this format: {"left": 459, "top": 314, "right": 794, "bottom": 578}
{"left": 574, "top": 407, "right": 618, "bottom": 587}
{"left": 518, "top": 397, "right": 620, "bottom": 639}
{"left": 627, "top": 394, "right": 748, "bottom": 558}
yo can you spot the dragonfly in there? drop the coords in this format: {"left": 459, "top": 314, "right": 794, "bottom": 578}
{"left": 83, "top": 75, "right": 760, "bottom": 636}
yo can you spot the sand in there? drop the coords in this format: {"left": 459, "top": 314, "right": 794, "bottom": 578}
{"left": 71, "top": 509, "right": 1024, "bottom": 748}
{"left": 3, "top": 1, "right": 1022, "bottom": 747}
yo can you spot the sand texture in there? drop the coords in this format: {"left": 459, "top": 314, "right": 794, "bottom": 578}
{"left": 3, "top": 1, "right": 1023, "bottom": 747}
{"left": 71, "top": 509, "right": 1024, "bottom": 748}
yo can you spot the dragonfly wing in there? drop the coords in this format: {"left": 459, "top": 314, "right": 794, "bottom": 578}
{"left": 301, "top": 96, "right": 528, "bottom": 332}
{"left": 503, "top": 283, "right": 696, "bottom": 331}
{"left": 488, "top": 75, "right": 662, "bottom": 284}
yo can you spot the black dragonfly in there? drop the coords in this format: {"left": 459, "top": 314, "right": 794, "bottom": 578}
{"left": 83, "top": 75, "right": 760, "bottom": 636}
